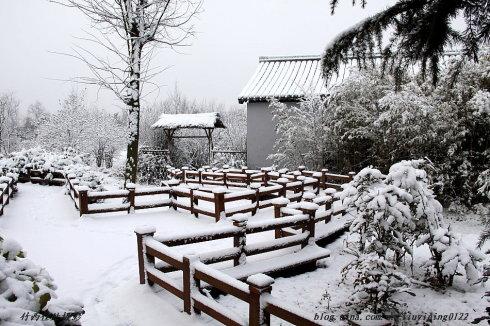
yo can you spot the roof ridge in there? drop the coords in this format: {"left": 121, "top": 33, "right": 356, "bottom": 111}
{"left": 259, "top": 55, "right": 322, "bottom": 62}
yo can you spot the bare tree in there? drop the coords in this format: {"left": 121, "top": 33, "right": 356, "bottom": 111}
{"left": 57, "top": 0, "right": 201, "bottom": 184}
{"left": 0, "top": 93, "right": 21, "bottom": 154}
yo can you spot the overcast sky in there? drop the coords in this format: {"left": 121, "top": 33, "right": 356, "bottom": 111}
{"left": 0, "top": 0, "right": 393, "bottom": 114}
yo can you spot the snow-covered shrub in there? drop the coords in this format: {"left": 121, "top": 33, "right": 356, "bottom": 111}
{"left": 476, "top": 169, "right": 490, "bottom": 201}
{"left": 417, "top": 226, "right": 483, "bottom": 286}
{"left": 339, "top": 167, "right": 414, "bottom": 262}
{"left": 138, "top": 153, "right": 170, "bottom": 185}
{"left": 0, "top": 147, "right": 106, "bottom": 191}
{"left": 387, "top": 160, "right": 483, "bottom": 286}
{"left": 0, "top": 235, "right": 84, "bottom": 325}
{"left": 341, "top": 160, "right": 483, "bottom": 287}
{"left": 341, "top": 251, "right": 414, "bottom": 315}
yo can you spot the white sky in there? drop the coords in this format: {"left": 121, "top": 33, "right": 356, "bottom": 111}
{"left": 0, "top": 0, "right": 393, "bottom": 113}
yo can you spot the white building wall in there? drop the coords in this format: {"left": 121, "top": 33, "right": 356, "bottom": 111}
{"left": 246, "top": 101, "right": 295, "bottom": 168}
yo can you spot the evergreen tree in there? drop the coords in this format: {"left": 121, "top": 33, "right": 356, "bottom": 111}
{"left": 323, "top": 0, "right": 490, "bottom": 84}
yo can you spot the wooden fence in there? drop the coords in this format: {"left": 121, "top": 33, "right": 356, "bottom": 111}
{"left": 135, "top": 207, "right": 333, "bottom": 325}
{"left": 0, "top": 174, "right": 18, "bottom": 216}
{"left": 171, "top": 166, "right": 355, "bottom": 191}
{"left": 14, "top": 168, "right": 65, "bottom": 186}
{"left": 64, "top": 172, "right": 341, "bottom": 221}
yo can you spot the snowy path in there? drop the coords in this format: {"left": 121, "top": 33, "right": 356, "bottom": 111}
{"left": 2, "top": 184, "right": 486, "bottom": 325}
{"left": 0, "top": 183, "right": 219, "bottom": 325}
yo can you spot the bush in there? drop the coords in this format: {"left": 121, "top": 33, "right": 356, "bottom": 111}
{"left": 137, "top": 153, "right": 171, "bottom": 185}
{"left": 0, "top": 147, "right": 106, "bottom": 191}
{"left": 0, "top": 235, "right": 84, "bottom": 325}
{"left": 339, "top": 160, "right": 483, "bottom": 287}
{"left": 341, "top": 251, "right": 414, "bottom": 315}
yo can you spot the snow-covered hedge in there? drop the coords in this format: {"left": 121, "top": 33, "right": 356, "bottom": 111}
{"left": 0, "top": 235, "right": 84, "bottom": 325}
{"left": 0, "top": 147, "right": 105, "bottom": 191}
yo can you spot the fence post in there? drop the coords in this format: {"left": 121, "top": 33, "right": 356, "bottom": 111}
{"left": 182, "top": 166, "right": 189, "bottom": 184}
{"left": 303, "top": 192, "right": 316, "bottom": 203}
{"left": 261, "top": 168, "right": 270, "bottom": 186}
{"left": 298, "top": 165, "right": 306, "bottom": 175}
{"left": 246, "top": 172, "right": 252, "bottom": 187}
{"left": 348, "top": 171, "right": 356, "bottom": 181}
{"left": 127, "top": 183, "right": 136, "bottom": 213}
{"left": 324, "top": 195, "right": 333, "bottom": 223}
{"left": 213, "top": 188, "right": 226, "bottom": 222}
{"left": 189, "top": 184, "right": 198, "bottom": 218}
{"left": 321, "top": 169, "right": 328, "bottom": 189}
{"left": 300, "top": 203, "right": 319, "bottom": 248}
{"left": 272, "top": 198, "right": 289, "bottom": 239}
{"left": 198, "top": 169, "right": 202, "bottom": 185}
{"left": 251, "top": 184, "right": 260, "bottom": 215}
{"left": 276, "top": 178, "right": 288, "bottom": 198}
{"left": 134, "top": 226, "right": 156, "bottom": 285}
{"left": 231, "top": 214, "right": 248, "bottom": 266}
{"left": 78, "top": 186, "right": 89, "bottom": 217}
{"left": 223, "top": 170, "right": 228, "bottom": 188}
{"left": 182, "top": 254, "right": 199, "bottom": 315}
{"left": 248, "top": 273, "right": 274, "bottom": 326}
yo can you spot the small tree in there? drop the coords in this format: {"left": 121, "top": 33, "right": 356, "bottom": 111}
{"left": 0, "top": 92, "right": 21, "bottom": 154}
{"left": 340, "top": 160, "right": 483, "bottom": 287}
{"left": 339, "top": 167, "right": 415, "bottom": 263}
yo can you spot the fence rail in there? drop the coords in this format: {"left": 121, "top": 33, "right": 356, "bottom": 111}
{"left": 171, "top": 166, "right": 355, "bottom": 191}
{"left": 65, "top": 168, "right": 350, "bottom": 220}
{"left": 14, "top": 168, "right": 65, "bottom": 186}
{"left": 135, "top": 208, "right": 332, "bottom": 326}
{"left": 0, "top": 174, "right": 17, "bottom": 216}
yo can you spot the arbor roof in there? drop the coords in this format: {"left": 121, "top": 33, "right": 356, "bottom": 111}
{"left": 151, "top": 112, "right": 225, "bottom": 129}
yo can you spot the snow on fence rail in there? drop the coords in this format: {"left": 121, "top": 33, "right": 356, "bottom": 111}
{"left": 135, "top": 213, "right": 329, "bottom": 325}
{"left": 0, "top": 174, "right": 17, "bottom": 216}
{"left": 64, "top": 171, "right": 345, "bottom": 220}
{"left": 171, "top": 165, "right": 355, "bottom": 191}
{"left": 13, "top": 167, "right": 65, "bottom": 186}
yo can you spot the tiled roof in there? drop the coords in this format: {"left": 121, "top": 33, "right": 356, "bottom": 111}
{"left": 238, "top": 51, "right": 463, "bottom": 104}
{"left": 238, "top": 55, "right": 328, "bottom": 104}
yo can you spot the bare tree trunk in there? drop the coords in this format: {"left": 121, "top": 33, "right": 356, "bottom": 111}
{"left": 126, "top": 105, "right": 140, "bottom": 183}
{"left": 125, "top": 17, "right": 143, "bottom": 184}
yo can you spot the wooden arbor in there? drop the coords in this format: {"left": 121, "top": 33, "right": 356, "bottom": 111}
{"left": 151, "top": 112, "right": 225, "bottom": 164}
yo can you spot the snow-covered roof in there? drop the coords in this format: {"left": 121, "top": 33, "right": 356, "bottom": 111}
{"left": 238, "top": 51, "right": 463, "bottom": 104}
{"left": 151, "top": 112, "right": 225, "bottom": 129}
{"left": 238, "top": 55, "right": 329, "bottom": 104}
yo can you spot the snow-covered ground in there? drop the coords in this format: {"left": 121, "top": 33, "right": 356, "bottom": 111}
{"left": 0, "top": 183, "right": 487, "bottom": 325}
